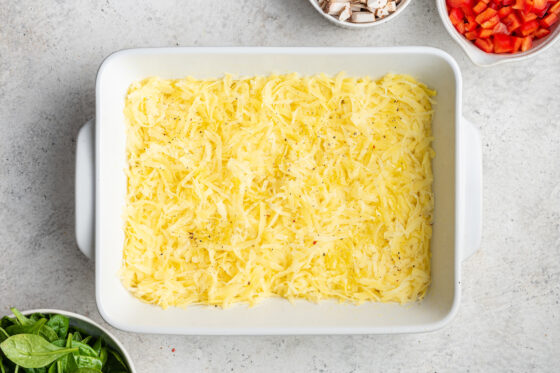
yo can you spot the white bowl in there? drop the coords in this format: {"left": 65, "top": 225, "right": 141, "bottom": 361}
{"left": 307, "top": 0, "right": 412, "bottom": 28}
{"left": 436, "top": 0, "right": 560, "bottom": 66}
{"left": 11, "top": 309, "right": 137, "bottom": 372}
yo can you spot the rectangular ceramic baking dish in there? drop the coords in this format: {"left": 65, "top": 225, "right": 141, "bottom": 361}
{"left": 75, "top": 47, "right": 482, "bottom": 335}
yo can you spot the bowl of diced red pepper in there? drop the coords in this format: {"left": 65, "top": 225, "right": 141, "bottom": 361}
{"left": 437, "top": 0, "right": 560, "bottom": 65}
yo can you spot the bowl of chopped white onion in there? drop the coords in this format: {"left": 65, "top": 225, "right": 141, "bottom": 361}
{"left": 308, "top": 0, "right": 411, "bottom": 28}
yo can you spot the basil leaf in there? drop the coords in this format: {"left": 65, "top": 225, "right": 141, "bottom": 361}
{"left": 10, "top": 309, "right": 32, "bottom": 326}
{"left": 45, "top": 316, "right": 69, "bottom": 340}
{"left": 72, "top": 369, "right": 102, "bottom": 373}
{"left": 47, "top": 364, "right": 55, "bottom": 373}
{"left": 0, "top": 334, "right": 79, "bottom": 368}
{"left": 74, "top": 356, "right": 102, "bottom": 370}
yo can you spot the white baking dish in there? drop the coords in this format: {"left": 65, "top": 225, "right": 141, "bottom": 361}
{"left": 75, "top": 47, "right": 482, "bottom": 335}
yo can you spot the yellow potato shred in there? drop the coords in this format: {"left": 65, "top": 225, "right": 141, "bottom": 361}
{"left": 121, "top": 73, "right": 435, "bottom": 309}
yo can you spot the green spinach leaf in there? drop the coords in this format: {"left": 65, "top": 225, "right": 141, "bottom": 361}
{"left": 72, "top": 368, "right": 102, "bottom": 373}
{"left": 28, "top": 314, "right": 46, "bottom": 323}
{"left": 71, "top": 333, "right": 82, "bottom": 343}
{"left": 45, "top": 316, "right": 69, "bottom": 341}
{"left": 56, "top": 352, "right": 78, "bottom": 373}
{"left": 66, "top": 334, "right": 73, "bottom": 348}
{"left": 0, "top": 317, "right": 15, "bottom": 329}
{"left": 22, "top": 367, "right": 47, "bottom": 372}
{"left": 6, "top": 322, "right": 59, "bottom": 343}
{"left": 30, "top": 319, "right": 47, "bottom": 335}
{"left": 74, "top": 356, "right": 102, "bottom": 370}
{"left": 10, "top": 309, "right": 32, "bottom": 326}
{"left": 91, "top": 339, "right": 102, "bottom": 357}
{"left": 0, "top": 334, "right": 79, "bottom": 368}
{"left": 47, "top": 364, "right": 55, "bottom": 373}
{"left": 69, "top": 341, "right": 97, "bottom": 358}
{"left": 104, "top": 350, "right": 128, "bottom": 372}
{"left": 98, "top": 348, "right": 107, "bottom": 367}
{"left": 50, "top": 340, "right": 65, "bottom": 348}
{"left": 0, "top": 327, "right": 9, "bottom": 343}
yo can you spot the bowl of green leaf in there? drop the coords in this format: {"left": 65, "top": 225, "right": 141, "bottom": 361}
{"left": 0, "top": 308, "right": 136, "bottom": 373}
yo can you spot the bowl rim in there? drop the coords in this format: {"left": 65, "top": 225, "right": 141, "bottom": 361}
{"left": 435, "top": 0, "right": 560, "bottom": 66}
{"left": 6, "top": 309, "right": 137, "bottom": 372}
{"left": 307, "top": 0, "right": 413, "bottom": 28}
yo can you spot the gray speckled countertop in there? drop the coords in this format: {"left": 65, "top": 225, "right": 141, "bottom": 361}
{"left": 1, "top": 0, "right": 559, "bottom": 372}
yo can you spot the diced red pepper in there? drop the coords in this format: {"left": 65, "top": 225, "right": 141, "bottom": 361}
{"left": 540, "top": 12, "right": 559, "bottom": 26}
{"left": 533, "top": 0, "right": 549, "bottom": 11}
{"left": 523, "top": 0, "right": 534, "bottom": 13}
{"left": 534, "top": 27, "right": 551, "bottom": 37}
{"left": 503, "top": 13, "right": 522, "bottom": 31}
{"left": 447, "top": 0, "right": 475, "bottom": 8}
{"left": 493, "top": 33, "right": 515, "bottom": 52}
{"left": 481, "top": 14, "right": 501, "bottom": 26}
{"left": 462, "top": 5, "right": 476, "bottom": 16}
{"left": 513, "top": 36, "right": 523, "bottom": 51}
{"left": 466, "top": 15, "right": 479, "bottom": 29}
{"left": 475, "top": 38, "right": 495, "bottom": 51}
{"left": 449, "top": 7, "right": 466, "bottom": 24}
{"left": 519, "top": 19, "right": 540, "bottom": 35}
{"left": 447, "top": 0, "right": 555, "bottom": 54}
{"left": 473, "top": 0, "right": 489, "bottom": 12}
{"left": 465, "top": 30, "right": 479, "bottom": 39}
{"left": 455, "top": 21, "right": 467, "bottom": 33}
{"left": 479, "top": 28, "right": 495, "bottom": 36}
{"left": 476, "top": 7, "right": 498, "bottom": 22}
{"left": 512, "top": 0, "right": 525, "bottom": 9}
{"left": 519, "top": 11, "right": 538, "bottom": 22}
{"left": 521, "top": 35, "right": 533, "bottom": 51}
{"left": 498, "top": 6, "right": 514, "bottom": 16}
{"left": 549, "top": 1, "right": 560, "bottom": 15}
{"left": 493, "top": 21, "right": 510, "bottom": 33}
{"left": 535, "top": 4, "right": 550, "bottom": 17}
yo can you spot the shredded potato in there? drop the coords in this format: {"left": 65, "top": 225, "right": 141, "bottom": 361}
{"left": 121, "top": 73, "right": 435, "bottom": 309}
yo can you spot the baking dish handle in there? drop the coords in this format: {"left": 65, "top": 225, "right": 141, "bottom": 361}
{"left": 75, "top": 119, "right": 95, "bottom": 259}
{"left": 460, "top": 117, "right": 482, "bottom": 261}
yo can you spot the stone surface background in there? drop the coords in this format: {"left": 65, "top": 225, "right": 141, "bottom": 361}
{"left": 0, "top": 0, "right": 559, "bottom": 371}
